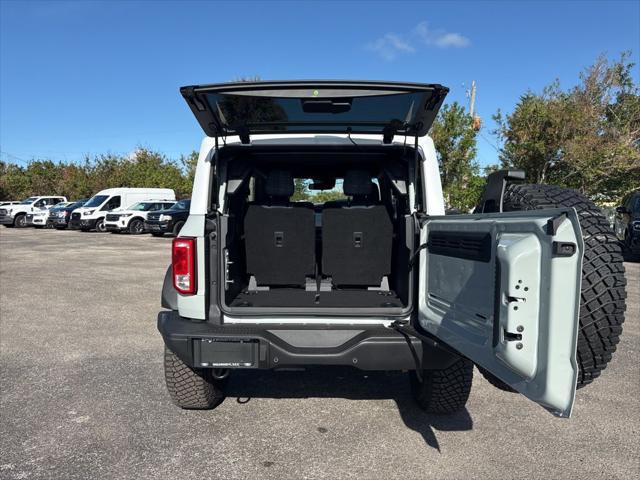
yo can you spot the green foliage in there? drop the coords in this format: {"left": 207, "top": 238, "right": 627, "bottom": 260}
{"left": 291, "top": 178, "right": 347, "bottom": 203}
{"left": 494, "top": 52, "right": 640, "bottom": 203}
{"left": 291, "top": 178, "right": 309, "bottom": 202}
{"left": 0, "top": 149, "right": 198, "bottom": 201}
{"left": 311, "top": 190, "right": 347, "bottom": 203}
{"left": 430, "top": 101, "right": 482, "bottom": 211}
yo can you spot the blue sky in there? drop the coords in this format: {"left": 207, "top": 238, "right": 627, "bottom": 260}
{"left": 1, "top": 0, "right": 638, "bottom": 168}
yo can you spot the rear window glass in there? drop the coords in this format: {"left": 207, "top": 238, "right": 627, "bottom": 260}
{"left": 292, "top": 178, "right": 380, "bottom": 204}
{"left": 206, "top": 92, "right": 424, "bottom": 134}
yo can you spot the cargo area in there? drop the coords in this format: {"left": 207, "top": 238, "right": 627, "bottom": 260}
{"left": 216, "top": 143, "right": 416, "bottom": 313}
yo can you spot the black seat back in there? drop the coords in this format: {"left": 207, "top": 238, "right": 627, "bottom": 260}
{"left": 322, "top": 170, "right": 392, "bottom": 287}
{"left": 244, "top": 170, "right": 315, "bottom": 287}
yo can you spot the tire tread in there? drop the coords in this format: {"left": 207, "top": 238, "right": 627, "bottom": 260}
{"left": 164, "top": 347, "right": 224, "bottom": 409}
{"left": 502, "top": 183, "right": 626, "bottom": 388}
{"left": 411, "top": 358, "right": 474, "bottom": 413}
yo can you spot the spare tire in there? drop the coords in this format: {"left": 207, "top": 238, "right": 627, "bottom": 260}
{"left": 481, "top": 184, "right": 627, "bottom": 390}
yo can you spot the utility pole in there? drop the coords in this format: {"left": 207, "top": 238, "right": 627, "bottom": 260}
{"left": 469, "top": 80, "right": 477, "bottom": 117}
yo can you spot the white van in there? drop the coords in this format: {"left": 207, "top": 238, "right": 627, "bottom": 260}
{"left": 70, "top": 188, "right": 176, "bottom": 232}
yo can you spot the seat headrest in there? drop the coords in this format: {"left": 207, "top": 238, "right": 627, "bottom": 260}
{"left": 343, "top": 170, "right": 373, "bottom": 197}
{"left": 265, "top": 170, "right": 294, "bottom": 198}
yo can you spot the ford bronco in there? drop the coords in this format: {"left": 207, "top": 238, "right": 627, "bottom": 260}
{"left": 158, "top": 81, "right": 626, "bottom": 417}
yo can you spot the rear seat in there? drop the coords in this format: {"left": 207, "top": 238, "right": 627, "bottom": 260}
{"left": 244, "top": 170, "right": 316, "bottom": 287}
{"left": 321, "top": 170, "right": 393, "bottom": 287}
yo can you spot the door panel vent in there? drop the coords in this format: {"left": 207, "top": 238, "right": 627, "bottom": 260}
{"left": 428, "top": 231, "right": 492, "bottom": 262}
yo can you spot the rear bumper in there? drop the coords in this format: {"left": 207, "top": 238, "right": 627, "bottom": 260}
{"left": 158, "top": 310, "right": 457, "bottom": 371}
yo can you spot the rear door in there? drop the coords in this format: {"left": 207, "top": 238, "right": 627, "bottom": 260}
{"left": 180, "top": 80, "right": 448, "bottom": 142}
{"left": 418, "top": 209, "right": 583, "bottom": 417}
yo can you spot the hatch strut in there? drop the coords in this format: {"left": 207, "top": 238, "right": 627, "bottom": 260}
{"left": 382, "top": 125, "right": 396, "bottom": 144}
{"left": 237, "top": 126, "right": 250, "bottom": 145}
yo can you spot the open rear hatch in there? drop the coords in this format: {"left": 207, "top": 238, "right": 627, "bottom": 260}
{"left": 180, "top": 80, "right": 449, "bottom": 143}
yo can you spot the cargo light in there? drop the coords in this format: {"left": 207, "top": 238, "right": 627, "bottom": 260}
{"left": 172, "top": 237, "right": 196, "bottom": 294}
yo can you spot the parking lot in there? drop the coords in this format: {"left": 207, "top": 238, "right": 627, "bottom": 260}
{"left": 0, "top": 227, "right": 638, "bottom": 480}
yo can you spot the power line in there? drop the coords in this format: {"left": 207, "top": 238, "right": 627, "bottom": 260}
{"left": 478, "top": 132, "right": 501, "bottom": 153}
{"left": 0, "top": 150, "right": 30, "bottom": 165}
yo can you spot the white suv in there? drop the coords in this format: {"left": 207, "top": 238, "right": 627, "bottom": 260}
{"left": 104, "top": 200, "right": 176, "bottom": 234}
{"left": 71, "top": 188, "right": 176, "bottom": 232}
{"left": 0, "top": 196, "right": 67, "bottom": 228}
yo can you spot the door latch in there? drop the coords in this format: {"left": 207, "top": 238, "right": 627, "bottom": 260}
{"left": 224, "top": 249, "right": 234, "bottom": 289}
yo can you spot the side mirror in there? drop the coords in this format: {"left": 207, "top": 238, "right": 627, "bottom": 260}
{"left": 616, "top": 206, "right": 627, "bottom": 214}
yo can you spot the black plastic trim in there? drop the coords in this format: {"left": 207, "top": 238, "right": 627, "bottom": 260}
{"left": 428, "top": 231, "right": 492, "bottom": 262}
{"left": 476, "top": 169, "right": 526, "bottom": 213}
{"left": 158, "top": 310, "right": 458, "bottom": 371}
{"left": 161, "top": 266, "right": 178, "bottom": 310}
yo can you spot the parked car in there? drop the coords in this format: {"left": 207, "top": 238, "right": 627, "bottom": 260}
{"left": 70, "top": 188, "right": 176, "bottom": 232}
{"left": 614, "top": 190, "right": 640, "bottom": 258}
{"left": 0, "top": 201, "right": 20, "bottom": 207}
{"left": 26, "top": 202, "right": 72, "bottom": 228}
{"left": 104, "top": 200, "right": 176, "bottom": 234}
{"left": 0, "top": 196, "right": 67, "bottom": 228}
{"left": 144, "top": 199, "right": 191, "bottom": 237}
{"left": 158, "top": 80, "right": 626, "bottom": 419}
{"left": 48, "top": 199, "right": 89, "bottom": 229}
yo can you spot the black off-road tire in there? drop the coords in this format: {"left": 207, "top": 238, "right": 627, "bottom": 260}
{"left": 481, "top": 184, "right": 626, "bottom": 390}
{"left": 410, "top": 357, "right": 474, "bottom": 413}
{"left": 164, "top": 346, "right": 225, "bottom": 409}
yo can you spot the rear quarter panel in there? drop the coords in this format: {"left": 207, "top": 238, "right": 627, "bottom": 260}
{"left": 176, "top": 137, "right": 216, "bottom": 320}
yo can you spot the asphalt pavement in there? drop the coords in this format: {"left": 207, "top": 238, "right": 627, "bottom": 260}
{"left": 1, "top": 227, "right": 638, "bottom": 479}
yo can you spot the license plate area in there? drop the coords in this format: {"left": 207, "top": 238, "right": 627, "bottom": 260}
{"left": 194, "top": 338, "right": 258, "bottom": 368}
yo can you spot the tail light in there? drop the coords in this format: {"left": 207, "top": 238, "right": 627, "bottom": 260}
{"left": 172, "top": 237, "right": 196, "bottom": 294}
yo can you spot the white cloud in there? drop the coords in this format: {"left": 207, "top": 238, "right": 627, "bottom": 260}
{"left": 414, "top": 21, "right": 471, "bottom": 48}
{"left": 368, "top": 22, "right": 471, "bottom": 60}
{"left": 367, "top": 33, "right": 415, "bottom": 61}
{"left": 434, "top": 32, "right": 471, "bottom": 48}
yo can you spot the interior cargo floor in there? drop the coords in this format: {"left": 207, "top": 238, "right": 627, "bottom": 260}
{"left": 229, "top": 289, "right": 403, "bottom": 308}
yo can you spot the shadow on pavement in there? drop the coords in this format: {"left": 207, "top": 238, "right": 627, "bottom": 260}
{"left": 223, "top": 366, "right": 473, "bottom": 451}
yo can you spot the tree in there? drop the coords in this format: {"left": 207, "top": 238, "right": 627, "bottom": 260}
{"left": 0, "top": 149, "right": 198, "bottom": 201}
{"left": 494, "top": 52, "right": 640, "bottom": 203}
{"left": 430, "top": 102, "right": 482, "bottom": 211}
